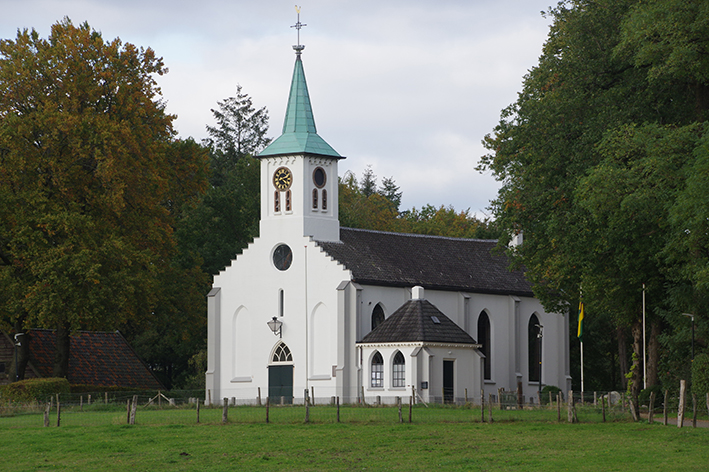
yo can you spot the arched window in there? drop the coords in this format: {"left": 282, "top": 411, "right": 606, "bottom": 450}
{"left": 274, "top": 191, "right": 280, "bottom": 213}
{"left": 371, "top": 351, "right": 383, "bottom": 387}
{"left": 528, "top": 314, "right": 541, "bottom": 382}
{"left": 285, "top": 190, "right": 292, "bottom": 212}
{"left": 272, "top": 342, "right": 293, "bottom": 363}
{"left": 478, "top": 311, "right": 491, "bottom": 380}
{"left": 392, "top": 351, "right": 405, "bottom": 387}
{"left": 322, "top": 189, "right": 327, "bottom": 210}
{"left": 312, "top": 189, "right": 318, "bottom": 209}
{"left": 371, "top": 304, "right": 385, "bottom": 331}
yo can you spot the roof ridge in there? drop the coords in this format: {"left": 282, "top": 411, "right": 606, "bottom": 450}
{"left": 339, "top": 226, "right": 498, "bottom": 243}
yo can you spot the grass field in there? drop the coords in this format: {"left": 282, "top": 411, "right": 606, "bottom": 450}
{"left": 1, "top": 405, "right": 708, "bottom": 471}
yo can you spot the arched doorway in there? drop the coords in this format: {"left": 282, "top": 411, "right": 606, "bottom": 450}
{"left": 268, "top": 341, "right": 294, "bottom": 404}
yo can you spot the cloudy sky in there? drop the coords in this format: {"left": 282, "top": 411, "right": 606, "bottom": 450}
{"left": 1, "top": 0, "right": 553, "bottom": 217}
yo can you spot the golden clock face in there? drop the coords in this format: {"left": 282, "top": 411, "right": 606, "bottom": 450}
{"left": 273, "top": 167, "right": 293, "bottom": 191}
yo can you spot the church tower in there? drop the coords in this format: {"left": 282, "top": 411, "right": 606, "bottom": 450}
{"left": 257, "top": 16, "right": 343, "bottom": 242}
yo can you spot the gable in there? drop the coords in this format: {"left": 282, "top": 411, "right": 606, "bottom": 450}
{"left": 317, "top": 227, "right": 532, "bottom": 296}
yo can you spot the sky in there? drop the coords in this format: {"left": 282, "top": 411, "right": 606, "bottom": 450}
{"left": 1, "top": 0, "right": 554, "bottom": 217}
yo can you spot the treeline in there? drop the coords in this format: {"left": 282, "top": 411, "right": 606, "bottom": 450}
{"left": 480, "top": 0, "right": 709, "bottom": 405}
{"left": 0, "top": 19, "right": 494, "bottom": 390}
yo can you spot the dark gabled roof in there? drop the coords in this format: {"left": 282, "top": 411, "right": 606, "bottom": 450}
{"left": 359, "top": 299, "right": 477, "bottom": 344}
{"left": 28, "top": 329, "right": 163, "bottom": 389}
{"left": 317, "top": 227, "right": 533, "bottom": 296}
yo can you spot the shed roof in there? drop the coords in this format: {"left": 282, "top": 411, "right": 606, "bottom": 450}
{"left": 317, "top": 227, "right": 533, "bottom": 296}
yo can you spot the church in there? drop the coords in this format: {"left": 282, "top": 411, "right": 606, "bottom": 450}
{"left": 205, "top": 30, "right": 571, "bottom": 406}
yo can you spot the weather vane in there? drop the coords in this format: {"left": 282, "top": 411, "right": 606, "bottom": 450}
{"left": 291, "top": 5, "right": 306, "bottom": 54}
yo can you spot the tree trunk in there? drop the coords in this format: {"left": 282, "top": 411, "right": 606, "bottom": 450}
{"left": 617, "top": 325, "right": 629, "bottom": 390}
{"left": 13, "top": 320, "right": 30, "bottom": 381}
{"left": 646, "top": 319, "right": 660, "bottom": 387}
{"left": 53, "top": 323, "right": 71, "bottom": 378}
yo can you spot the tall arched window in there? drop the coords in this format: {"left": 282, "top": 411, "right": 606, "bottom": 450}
{"left": 528, "top": 314, "right": 541, "bottom": 382}
{"left": 477, "top": 311, "right": 491, "bottom": 380}
{"left": 312, "top": 189, "right": 318, "bottom": 209}
{"left": 392, "top": 351, "right": 405, "bottom": 387}
{"left": 371, "top": 304, "right": 385, "bottom": 331}
{"left": 371, "top": 351, "right": 383, "bottom": 387}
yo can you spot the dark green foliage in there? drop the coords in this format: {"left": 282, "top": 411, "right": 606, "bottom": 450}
{"left": 691, "top": 353, "right": 709, "bottom": 397}
{"left": 541, "top": 385, "right": 562, "bottom": 404}
{"left": 0, "top": 377, "right": 70, "bottom": 402}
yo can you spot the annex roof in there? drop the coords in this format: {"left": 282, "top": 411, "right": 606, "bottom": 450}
{"left": 27, "top": 329, "right": 163, "bottom": 389}
{"left": 358, "top": 298, "right": 477, "bottom": 344}
{"left": 317, "top": 227, "right": 533, "bottom": 297}
{"left": 258, "top": 54, "right": 342, "bottom": 159}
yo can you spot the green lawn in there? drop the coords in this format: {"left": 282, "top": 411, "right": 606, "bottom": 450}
{"left": 1, "top": 406, "right": 708, "bottom": 471}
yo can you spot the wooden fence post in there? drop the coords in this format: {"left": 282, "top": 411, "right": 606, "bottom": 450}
{"left": 409, "top": 396, "right": 413, "bottom": 423}
{"left": 601, "top": 395, "right": 606, "bottom": 423}
{"left": 196, "top": 398, "right": 200, "bottom": 424}
{"left": 257, "top": 387, "right": 262, "bottom": 406}
{"left": 497, "top": 388, "right": 502, "bottom": 410}
{"left": 678, "top": 380, "right": 686, "bottom": 428}
{"left": 628, "top": 398, "right": 639, "bottom": 422}
{"left": 266, "top": 397, "right": 270, "bottom": 424}
{"left": 105, "top": 392, "right": 108, "bottom": 405}
{"left": 692, "top": 393, "right": 697, "bottom": 428}
{"left": 567, "top": 390, "right": 574, "bottom": 423}
{"left": 648, "top": 391, "right": 655, "bottom": 424}
{"left": 398, "top": 397, "right": 403, "bottom": 423}
{"left": 557, "top": 393, "right": 561, "bottom": 422}
{"left": 663, "top": 390, "right": 668, "bottom": 426}
{"left": 80, "top": 395, "right": 83, "bottom": 412}
{"left": 336, "top": 396, "right": 340, "bottom": 423}
{"left": 311, "top": 386, "right": 315, "bottom": 406}
{"left": 222, "top": 398, "right": 228, "bottom": 423}
{"left": 126, "top": 399, "right": 131, "bottom": 424}
{"left": 44, "top": 402, "right": 50, "bottom": 427}
{"left": 481, "top": 389, "right": 485, "bottom": 423}
{"left": 465, "top": 388, "right": 468, "bottom": 404}
{"left": 56, "top": 396, "right": 61, "bottom": 427}
{"left": 130, "top": 395, "right": 138, "bottom": 425}
{"left": 488, "top": 393, "right": 494, "bottom": 423}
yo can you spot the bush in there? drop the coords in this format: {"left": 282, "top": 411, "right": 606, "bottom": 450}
{"left": 691, "top": 353, "right": 709, "bottom": 397}
{"left": 540, "top": 385, "right": 562, "bottom": 404}
{"left": 0, "top": 378, "right": 70, "bottom": 402}
{"left": 639, "top": 385, "right": 662, "bottom": 407}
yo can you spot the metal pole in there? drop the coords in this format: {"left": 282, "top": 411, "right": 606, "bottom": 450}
{"left": 643, "top": 283, "right": 646, "bottom": 390}
{"left": 580, "top": 340, "right": 584, "bottom": 395}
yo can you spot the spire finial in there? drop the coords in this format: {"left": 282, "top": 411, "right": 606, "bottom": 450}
{"left": 291, "top": 6, "right": 306, "bottom": 55}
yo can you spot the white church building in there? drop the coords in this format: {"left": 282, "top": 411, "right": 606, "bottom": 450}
{"left": 205, "top": 35, "right": 571, "bottom": 406}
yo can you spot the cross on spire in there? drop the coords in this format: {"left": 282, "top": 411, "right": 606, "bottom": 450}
{"left": 291, "top": 6, "right": 306, "bottom": 54}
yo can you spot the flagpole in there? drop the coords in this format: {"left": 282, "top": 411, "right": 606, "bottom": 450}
{"left": 581, "top": 340, "right": 584, "bottom": 395}
{"left": 643, "top": 283, "right": 646, "bottom": 390}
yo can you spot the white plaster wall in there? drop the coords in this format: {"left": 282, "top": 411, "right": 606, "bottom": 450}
{"left": 207, "top": 232, "right": 350, "bottom": 405}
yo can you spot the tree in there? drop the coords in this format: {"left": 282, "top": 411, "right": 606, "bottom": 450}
{"left": 203, "top": 85, "right": 270, "bottom": 186}
{"left": 179, "top": 86, "right": 270, "bottom": 276}
{"left": 479, "top": 0, "right": 707, "bottom": 398}
{"left": 0, "top": 19, "right": 206, "bottom": 378}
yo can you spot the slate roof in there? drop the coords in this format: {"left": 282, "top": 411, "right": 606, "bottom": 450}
{"left": 28, "top": 329, "right": 163, "bottom": 389}
{"left": 359, "top": 298, "right": 478, "bottom": 345}
{"left": 317, "top": 228, "right": 533, "bottom": 296}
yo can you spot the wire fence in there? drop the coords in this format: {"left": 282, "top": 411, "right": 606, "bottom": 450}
{"left": 1, "top": 387, "right": 708, "bottom": 428}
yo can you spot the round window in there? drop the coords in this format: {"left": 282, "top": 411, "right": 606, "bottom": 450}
{"left": 273, "top": 244, "right": 293, "bottom": 271}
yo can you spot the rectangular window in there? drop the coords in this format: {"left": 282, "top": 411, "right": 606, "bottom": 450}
{"left": 274, "top": 191, "right": 280, "bottom": 213}
{"left": 285, "top": 190, "right": 292, "bottom": 212}
{"left": 393, "top": 363, "right": 405, "bottom": 387}
{"left": 371, "top": 364, "right": 383, "bottom": 387}
{"left": 279, "top": 289, "right": 284, "bottom": 317}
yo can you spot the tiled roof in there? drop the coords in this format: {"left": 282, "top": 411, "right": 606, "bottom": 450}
{"left": 359, "top": 298, "right": 477, "bottom": 344}
{"left": 28, "top": 329, "right": 163, "bottom": 389}
{"left": 317, "top": 228, "right": 533, "bottom": 296}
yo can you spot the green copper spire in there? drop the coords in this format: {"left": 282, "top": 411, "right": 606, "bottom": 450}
{"left": 259, "top": 20, "right": 341, "bottom": 158}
